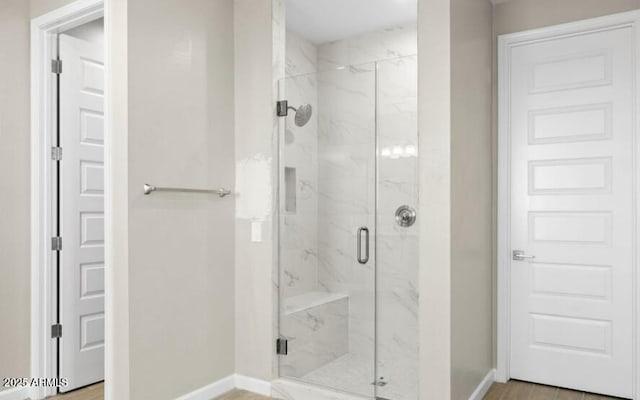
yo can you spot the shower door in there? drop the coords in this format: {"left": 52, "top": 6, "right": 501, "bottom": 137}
{"left": 277, "top": 63, "right": 377, "bottom": 398}
{"left": 375, "top": 55, "right": 419, "bottom": 400}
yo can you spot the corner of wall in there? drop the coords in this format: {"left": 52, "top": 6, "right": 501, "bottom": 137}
{"left": 106, "top": 0, "right": 130, "bottom": 398}
{"left": 418, "top": 0, "right": 453, "bottom": 398}
{"left": 450, "top": 0, "right": 495, "bottom": 398}
{"left": 0, "top": 0, "right": 31, "bottom": 394}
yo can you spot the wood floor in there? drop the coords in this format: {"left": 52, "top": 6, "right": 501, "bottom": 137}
{"left": 47, "top": 382, "right": 103, "bottom": 400}
{"left": 483, "top": 380, "right": 626, "bottom": 400}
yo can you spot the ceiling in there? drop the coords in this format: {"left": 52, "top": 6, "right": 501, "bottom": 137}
{"left": 285, "top": 0, "right": 418, "bottom": 44}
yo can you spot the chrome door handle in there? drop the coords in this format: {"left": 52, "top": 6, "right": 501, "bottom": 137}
{"left": 512, "top": 250, "right": 535, "bottom": 261}
{"left": 357, "top": 227, "right": 370, "bottom": 264}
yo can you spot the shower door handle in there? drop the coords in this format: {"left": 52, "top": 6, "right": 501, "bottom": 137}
{"left": 357, "top": 227, "right": 370, "bottom": 264}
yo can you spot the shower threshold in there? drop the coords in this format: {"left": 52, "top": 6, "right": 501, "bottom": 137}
{"left": 271, "top": 377, "right": 370, "bottom": 400}
{"left": 274, "top": 353, "right": 404, "bottom": 400}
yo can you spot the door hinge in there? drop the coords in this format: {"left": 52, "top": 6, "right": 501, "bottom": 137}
{"left": 51, "top": 236, "right": 62, "bottom": 251}
{"left": 51, "top": 324, "right": 62, "bottom": 339}
{"left": 277, "top": 100, "right": 288, "bottom": 117}
{"left": 276, "top": 338, "right": 288, "bottom": 355}
{"left": 51, "top": 59, "right": 62, "bottom": 74}
{"left": 51, "top": 146, "right": 62, "bottom": 161}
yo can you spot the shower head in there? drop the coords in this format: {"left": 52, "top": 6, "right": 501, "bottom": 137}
{"left": 289, "top": 104, "right": 313, "bottom": 127}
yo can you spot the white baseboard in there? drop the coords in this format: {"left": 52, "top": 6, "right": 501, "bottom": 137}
{"left": 469, "top": 369, "right": 496, "bottom": 400}
{"left": 175, "top": 375, "right": 236, "bottom": 400}
{"left": 0, "top": 387, "right": 29, "bottom": 400}
{"left": 175, "top": 374, "right": 271, "bottom": 400}
{"left": 234, "top": 375, "right": 271, "bottom": 396}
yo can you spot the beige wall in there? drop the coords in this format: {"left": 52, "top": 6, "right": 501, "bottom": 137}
{"left": 418, "top": 0, "right": 452, "bottom": 398}
{"left": 126, "top": 0, "right": 236, "bottom": 398}
{"left": 0, "top": 0, "right": 31, "bottom": 393}
{"left": 494, "top": 0, "right": 640, "bottom": 36}
{"left": 450, "top": 0, "right": 494, "bottom": 398}
{"left": 31, "top": 0, "right": 78, "bottom": 18}
{"left": 233, "top": 0, "right": 277, "bottom": 381}
{"left": 418, "top": 0, "right": 494, "bottom": 398}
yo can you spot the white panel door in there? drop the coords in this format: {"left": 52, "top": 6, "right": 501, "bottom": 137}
{"left": 59, "top": 33, "right": 105, "bottom": 392}
{"left": 508, "top": 26, "right": 634, "bottom": 397}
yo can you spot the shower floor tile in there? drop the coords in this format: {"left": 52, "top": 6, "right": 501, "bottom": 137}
{"left": 300, "top": 353, "right": 373, "bottom": 397}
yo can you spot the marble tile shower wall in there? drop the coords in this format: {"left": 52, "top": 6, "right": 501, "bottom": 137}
{"left": 317, "top": 24, "right": 417, "bottom": 70}
{"left": 315, "top": 26, "right": 418, "bottom": 400}
{"left": 281, "top": 31, "right": 320, "bottom": 298}
{"left": 317, "top": 64, "right": 376, "bottom": 367}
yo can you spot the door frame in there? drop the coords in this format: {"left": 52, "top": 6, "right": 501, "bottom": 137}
{"left": 497, "top": 9, "right": 640, "bottom": 397}
{"left": 30, "top": 1, "right": 107, "bottom": 398}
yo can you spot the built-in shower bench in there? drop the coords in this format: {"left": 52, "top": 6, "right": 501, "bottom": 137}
{"left": 283, "top": 291, "right": 348, "bottom": 315}
{"left": 280, "top": 291, "right": 349, "bottom": 377}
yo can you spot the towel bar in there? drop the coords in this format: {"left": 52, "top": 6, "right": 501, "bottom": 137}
{"left": 143, "top": 183, "right": 232, "bottom": 198}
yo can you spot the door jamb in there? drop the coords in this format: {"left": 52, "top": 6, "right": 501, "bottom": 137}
{"left": 30, "top": 1, "right": 106, "bottom": 399}
{"left": 497, "top": 9, "right": 640, "bottom": 398}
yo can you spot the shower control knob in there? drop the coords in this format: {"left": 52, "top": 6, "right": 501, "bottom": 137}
{"left": 395, "top": 205, "right": 417, "bottom": 227}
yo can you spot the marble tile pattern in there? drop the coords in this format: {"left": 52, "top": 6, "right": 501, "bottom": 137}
{"left": 316, "top": 63, "right": 377, "bottom": 390}
{"left": 280, "top": 30, "right": 320, "bottom": 298}
{"left": 374, "top": 54, "right": 419, "bottom": 400}
{"left": 315, "top": 30, "right": 418, "bottom": 400}
{"left": 272, "top": 379, "right": 369, "bottom": 400}
{"left": 287, "top": 30, "right": 318, "bottom": 77}
{"left": 279, "top": 23, "right": 418, "bottom": 400}
{"left": 301, "top": 353, "right": 375, "bottom": 398}
{"left": 317, "top": 24, "right": 417, "bottom": 71}
{"left": 280, "top": 295, "right": 349, "bottom": 378}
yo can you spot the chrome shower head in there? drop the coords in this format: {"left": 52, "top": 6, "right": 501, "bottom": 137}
{"left": 290, "top": 103, "right": 313, "bottom": 127}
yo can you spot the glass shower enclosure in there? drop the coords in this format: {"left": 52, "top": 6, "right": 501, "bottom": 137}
{"left": 277, "top": 55, "right": 418, "bottom": 400}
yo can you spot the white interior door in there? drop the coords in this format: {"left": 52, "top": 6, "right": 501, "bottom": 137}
{"left": 507, "top": 25, "right": 635, "bottom": 398}
{"left": 59, "top": 33, "right": 105, "bottom": 392}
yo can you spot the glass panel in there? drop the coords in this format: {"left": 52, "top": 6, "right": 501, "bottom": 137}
{"left": 375, "top": 55, "right": 419, "bottom": 400}
{"left": 278, "top": 63, "right": 377, "bottom": 397}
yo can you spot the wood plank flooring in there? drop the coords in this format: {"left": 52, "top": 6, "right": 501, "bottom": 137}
{"left": 47, "top": 382, "right": 103, "bottom": 400}
{"left": 483, "top": 380, "right": 626, "bottom": 400}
